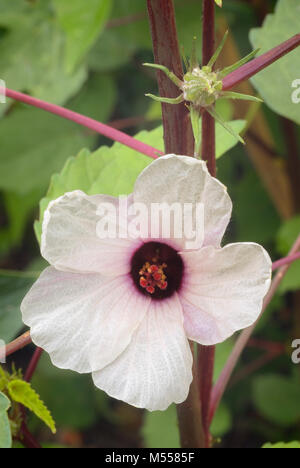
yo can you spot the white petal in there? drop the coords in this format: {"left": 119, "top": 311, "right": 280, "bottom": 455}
{"left": 180, "top": 243, "right": 272, "bottom": 345}
{"left": 92, "top": 294, "right": 193, "bottom": 411}
{"left": 21, "top": 267, "right": 150, "bottom": 373}
{"left": 41, "top": 191, "right": 141, "bottom": 275}
{"left": 133, "top": 154, "right": 232, "bottom": 250}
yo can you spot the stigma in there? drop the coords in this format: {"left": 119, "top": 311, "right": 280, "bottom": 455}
{"left": 139, "top": 261, "right": 168, "bottom": 294}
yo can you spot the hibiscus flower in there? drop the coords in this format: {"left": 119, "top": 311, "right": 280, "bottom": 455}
{"left": 21, "top": 155, "right": 271, "bottom": 411}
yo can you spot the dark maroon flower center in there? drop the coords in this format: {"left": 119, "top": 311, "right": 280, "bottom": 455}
{"left": 130, "top": 242, "right": 184, "bottom": 300}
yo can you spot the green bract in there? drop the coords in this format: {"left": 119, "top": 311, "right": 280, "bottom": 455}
{"left": 182, "top": 67, "right": 222, "bottom": 107}
{"left": 144, "top": 33, "right": 261, "bottom": 151}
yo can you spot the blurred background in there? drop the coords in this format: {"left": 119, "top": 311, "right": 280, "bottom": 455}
{"left": 1, "top": 0, "right": 300, "bottom": 448}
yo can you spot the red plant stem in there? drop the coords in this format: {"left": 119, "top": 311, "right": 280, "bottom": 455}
{"left": 20, "top": 424, "right": 42, "bottom": 449}
{"left": 147, "top": 0, "right": 194, "bottom": 155}
{"left": 209, "top": 233, "right": 300, "bottom": 425}
{"left": 201, "top": 0, "right": 216, "bottom": 177}
{"left": 272, "top": 252, "right": 300, "bottom": 271}
{"left": 197, "top": 345, "right": 215, "bottom": 447}
{"left": 1, "top": 331, "right": 32, "bottom": 357}
{"left": 230, "top": 349, "right": 283, "bottom": 388}
{"left": 0, "top": 87, "right": 162, "bottom": 159}
{"left": 197, "top": 0, "right": 216, "bottom": 448}
{"left": 24, "top": 347, "right": 43, "bottom": 382}
{"left": 147, "top": 0, "right": 204, "bottom": 448}
{"left": 222, "top": 34, "right": 300, "bottom": 91}
{"left": 176, "top": 345, "right": 206, "bottom": 448}
{"left": 247, "top": 338, "right": 285, "bottom": 354}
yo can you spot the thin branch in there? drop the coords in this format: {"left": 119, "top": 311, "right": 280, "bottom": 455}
{"left": 247, "top": 338, "right": 286, "bottom": 354}
{"left": 272, "top": 251, "right": 300, "bottom": 271}
{"left": 20, "top": 424, "right": 42, "bottom": 449}
{"left": 222, "top": 34, "right": 300, "bottom": 90}
{"left": 230, "top": 349, "right": 284, "bottom": 388}
{"left": 24, "top": 348, "right": 43, "bottom": 382}
{"left": 1, "top": 331, "right": 32, "bottom": 357}
{"left": 147, "top": 0, "right": 194, "bottom": 155}
{"left": 109, "top": 115, "right": 148, "bottom": 130}
{"left": 209, "top": 233, "right": 300, "bottom": 425}
{"left": 106, "top": 12, "right": 146, "bottom": 29}
{"left": 0, "top": 87, "right": 162, "bottom": 160}
{"left": 247, "top": 130, "right": 278, "bottom": 159}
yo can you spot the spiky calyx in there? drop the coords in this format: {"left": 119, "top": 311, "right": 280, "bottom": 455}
{"left": 144, "top": 32, "right": 262, "bottom": 148}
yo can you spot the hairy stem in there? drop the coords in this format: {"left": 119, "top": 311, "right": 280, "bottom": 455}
{"left": 0, "top": 87, "right": 162, "bottom": 159}
{"left": 147, "top": 0, "right": 194, "bottom": 155}
{"left": 209, "top": 233, "right": 300, "bottom": 424}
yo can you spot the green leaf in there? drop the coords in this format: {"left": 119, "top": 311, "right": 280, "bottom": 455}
{"left": 207, "top": 108, "right": 245, "bottom": 145}
{"left": 0, "top": 271, "right": 36, "bottom": 342}
{"left": 0, "top": 391, "right": 10, "bottom": 413}
{"left": 235, "top": 170, "right": 281, "bottom": 245}
{"left": 88, "top": 28, "right": 136, "bottom": 72}
{"left": 0, "top": 66, "right": 116, "bottom": 195}
{"left": 0, "top": 189, "right": 43, "bottom": 256}
{"left": 32, "top": 354, "right": 101, "bottom": 430}
{"left": 68, "top": 73, "right": 117, "bottom": 122}
{"left": 263, "top": 441, "right": 300, "bottom": 449}
{"left": 34, "top": 126, "right": 163, "bottom": 242}
{"left": 215, "top": 0, "right": 222, "bottom": 6}
{"left": 199, "top": 119, "right": 246, "bottom": 158}
{"left": 0, "top": 0, "right": 86, "bottom": 105}
{"left": 89, "top": 0, "right": 204, "bottom": 60}
{"left": 252, "top": 374, "right": 300, "bottom": 427}
{"left": 0, "top": 108, "right": 95, "bottom": 194}
{"left": 7, "top": 379, "right": 56, "bottom": 434}
{"left": 143, "top": 405, "right": 180, "bottom": 448}
{"left": 53, "top": 0, "right": 112, "bottom": 73}
{"left": 276, "top": 216, "right": 300, "bottom": 293}
{"left": 0, "top": 391, "right": 12, "bottom": 449}
{"left": 249, "top": 0, "right": 300, "bottom": 125}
